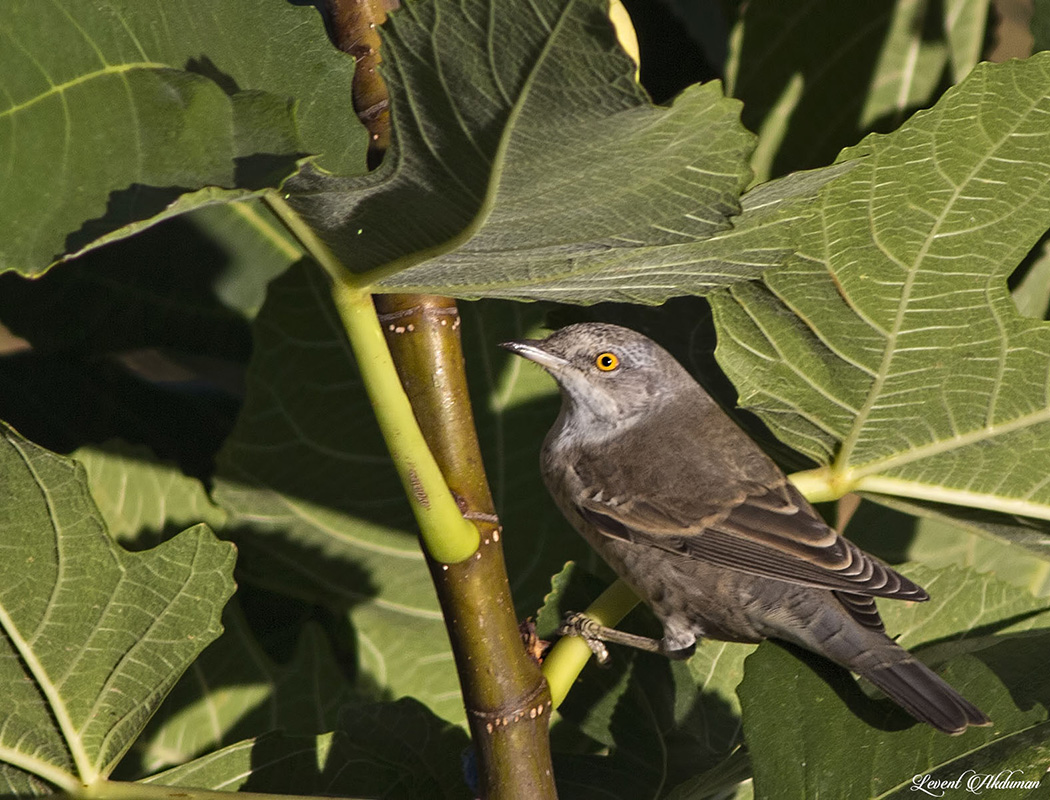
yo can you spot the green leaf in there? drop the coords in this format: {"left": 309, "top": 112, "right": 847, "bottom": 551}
{"left": 0, "top": 197, "right": 299, "bottom": 383}
{"left": 188, "top": 201, "right": 305, "bottom": 319}
{"left": 123, "top": 599, "right": 353, "bottom": 778}
{"left": 552, "top": 650, "right": 755, "bottom": 799}
{"left": 0, "top": 217, "right": 255, "bottom": 360}
{"left": 143, "top": 699, "right": 472, "bottom": 798}
{"left": 740, "top": 644, "right": 1048, "bottom": 800}
{"left": 1034, "top": 0, "right": 1050, "bottom": 54}
{"left": 0, "top": 0, "right": 364, "bottom": 275}
{"left": 0, "top": 423, "right": 236, "bottom": 793}
{"left": 535, "top": 562, "right": 611, "bottom": 640}
{"left": 289, "top": 0, "right": 841, "bottom": 303}
{"left": 554, "top": 658, "right": 682, "bottom": 799}
{"left": 75, "top": 442, "right": 227, "bottom": 546}
{"left": 711, "top": 54, "right": 1050, "bottom": 525}
{"left": 845, "top": 498, "right": 1050, "bottom": 596}
{"left": 1011, "top": 237, "right": 1050, "bottom": 320}
{"left": 738, "top": 563, "right": 1050, "bottom": 798}
{"left": 663, "top": 749, "right": 752, "bottom": 800}
{"left": 869, "top": 564, "right": 1050, "bottom": 648}
{"left": 727, "top": 0, "right": 990, "bottom": 181}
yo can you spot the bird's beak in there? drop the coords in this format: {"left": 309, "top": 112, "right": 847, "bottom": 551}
{"left": 500, "top": 339, "right": 569, "bottom": 371}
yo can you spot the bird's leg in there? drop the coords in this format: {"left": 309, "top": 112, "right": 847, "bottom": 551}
{"left": 558, "top": 612, "right": 665, "bottom": 664}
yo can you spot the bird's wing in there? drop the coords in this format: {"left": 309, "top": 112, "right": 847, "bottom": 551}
{"left": 575, "top": 466, "right": 927, "bottom": 602}
{"left": 833, "top": 591, "right": 887, "bottom": 632}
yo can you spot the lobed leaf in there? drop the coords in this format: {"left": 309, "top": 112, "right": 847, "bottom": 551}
{"left": 741, "top": 644, "right": 1049, "bottom": 799}
{"left": 143, "top": 699, "right": 471, "bottom": 798}
{"left": 738, "top": 562, "right": 1050, "bottom": 798}
{"left": 289, "top": 0, "right": 841, "bottom": 303}
{"left": 0, "top": 0, "right": 364, "bottom": 275}
{"left": 123, "top": 600, "right": 354, "bottom": 778}
{"left": 712, "top": 54, "right": 1050, "bottom": 527}
{"left": 75, "top": 441, "right": 227, "bottom": 545}
{"left": 845, "top": 497, "right": 1050, "bottom": 596}
{"left": 0, "top": 424, "right": 236, "bottom": 792}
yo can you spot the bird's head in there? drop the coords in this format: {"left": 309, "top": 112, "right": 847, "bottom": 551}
{"left": 501, "top": 323, "right": 694, "bottom": 430}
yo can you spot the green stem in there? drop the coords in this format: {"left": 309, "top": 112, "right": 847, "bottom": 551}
{"left": 328, "top": 282, "right": 480, "bottom": 564}
{"left": 76, "top": 779, "right": 322, "bottom": 800}
{"left": 264, "top": 192, "right": 352, "bottom": 285}
{"left": 263, "top": 190, "right": 478, "bottom": 564}
{"left": 788, "top": 466, "right": 849, "bottom": 503}
{"left": 264, "top": 190, "right": 476, "bottom": 563}
{"left": 542, "top": 578, "right": 641, "bottom": 709}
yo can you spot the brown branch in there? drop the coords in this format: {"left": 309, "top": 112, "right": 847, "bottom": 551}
{"left": 375, "top": 297, "right": 557, "bottom": 799}
{"left": 327, "top": 0, "right": 394, "bottom": 166}
{"left": 324, "top": 2, "right": 558, "bottom": 797}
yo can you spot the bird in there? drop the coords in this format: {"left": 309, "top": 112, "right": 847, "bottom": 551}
{"left": 501, "top": 322, "right": 991, "bottom": 735}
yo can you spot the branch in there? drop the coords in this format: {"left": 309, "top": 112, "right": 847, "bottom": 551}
{"left": 373, "top": 294, "right": 557, "bottom": 798}
{"left": 317, "top": 2, "right": 559, "bottom": 796}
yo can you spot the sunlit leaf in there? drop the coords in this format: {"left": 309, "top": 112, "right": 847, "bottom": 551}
{"left": 712, "top": 55, "right": 1050, "bottom": 528}
{"left": 0, "top": 0, "right": 364, "bottom": 275}
{"left": 289, "top": 0, "right": 843, "bottom": 303}
{"left": 143, "top": 699, "right": 471, "bottom": 798}
{"left": 0, "top": 424, "right": 236, "bottom": 793}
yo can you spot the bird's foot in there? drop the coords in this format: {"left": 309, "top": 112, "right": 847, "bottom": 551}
{"left": 558, "top": 611, "right": 665, "bottom": 664}
{"left": 558, "top": 612, "right": 612, "bottom": 664}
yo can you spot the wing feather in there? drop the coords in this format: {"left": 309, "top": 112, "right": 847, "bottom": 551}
{"left": 571, "top": 401, "right": 927, "bottom": 602}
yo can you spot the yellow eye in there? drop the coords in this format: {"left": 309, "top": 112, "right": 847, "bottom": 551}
{"left": 595, "top": 352, "right": 619, "bottom": 371}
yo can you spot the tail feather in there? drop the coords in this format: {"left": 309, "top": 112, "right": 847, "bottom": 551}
{"left": 861, "top": 658, "right": 991, "bottom": 735}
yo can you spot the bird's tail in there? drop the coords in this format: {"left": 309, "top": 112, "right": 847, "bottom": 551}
{"left": 787, "top": 592, "right": 992, "bottom": 735}
{"left": 860, "top": 657, "right": 991, "bottom": 735}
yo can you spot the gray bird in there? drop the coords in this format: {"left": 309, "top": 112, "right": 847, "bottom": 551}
{"left": 502, "top": 322, "right": 990, "bottom": 735}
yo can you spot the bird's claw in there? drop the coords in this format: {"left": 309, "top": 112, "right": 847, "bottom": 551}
{"left": 558, "top": 612, "right": 611, "bottom": 665}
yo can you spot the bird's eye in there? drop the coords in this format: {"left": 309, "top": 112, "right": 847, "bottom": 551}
{"left": 594, "top": 352, "right": 619, "bottom": 371}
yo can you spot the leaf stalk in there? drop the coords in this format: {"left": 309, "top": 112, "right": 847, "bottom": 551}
{"left": 77, "top": 779, "right": 323, "bottom": 800}
{"left": 329, "top": 281, "right": 480, "bottom": 563}
{"left": 541, "top": 578, "right": 641, "bottom": 708}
